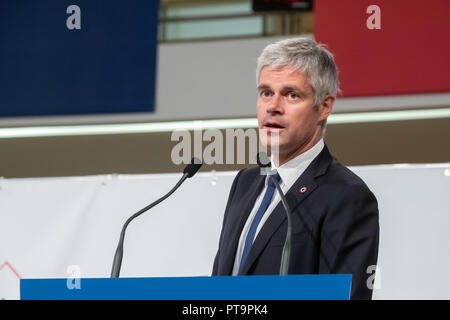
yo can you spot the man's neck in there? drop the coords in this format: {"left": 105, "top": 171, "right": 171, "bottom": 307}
{"left": 274, "top": 134, "right": 323, "bottom": 167}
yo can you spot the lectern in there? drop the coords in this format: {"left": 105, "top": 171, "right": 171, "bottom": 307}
{"left": 20, "top": 274, "right": 352, "bottom": 300}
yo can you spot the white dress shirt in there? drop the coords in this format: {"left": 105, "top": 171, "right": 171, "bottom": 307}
{"left": 232, "top": 139, "right": 325, "bottom": 275}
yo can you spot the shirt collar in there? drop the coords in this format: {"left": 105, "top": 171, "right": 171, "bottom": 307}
{"left": 269, "top": 138, "right": 325, "bottom": 189}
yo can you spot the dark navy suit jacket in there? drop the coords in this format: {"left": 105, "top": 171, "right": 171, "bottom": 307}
{"left": 212, "top": 145, "right": 379, "bottom": 300}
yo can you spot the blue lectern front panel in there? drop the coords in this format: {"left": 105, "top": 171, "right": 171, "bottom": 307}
{"left": 20, "top": 275, "right": 352, "bottom": 300}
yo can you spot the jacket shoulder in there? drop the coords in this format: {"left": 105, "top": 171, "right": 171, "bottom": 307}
{"left": 324, "top": 159, "right": 376, "bottom": 198}
{"left": 237, "top": 166, "right": 261, "bottom": 181}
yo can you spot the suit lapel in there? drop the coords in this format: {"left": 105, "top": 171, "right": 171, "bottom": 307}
{"left": 221, "top": 172, "right": 265, "bottom": 274}
{"left": 240, "top": 145, "right": 333, "bottom": 274}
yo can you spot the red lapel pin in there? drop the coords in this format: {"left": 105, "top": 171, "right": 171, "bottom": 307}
{"left": 299, "top": 186, "right": 307, "bottom": 193}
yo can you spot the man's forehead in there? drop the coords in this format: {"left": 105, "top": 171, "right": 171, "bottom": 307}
{"left": 258, "top": 66, "right": 312, "bottom": 91}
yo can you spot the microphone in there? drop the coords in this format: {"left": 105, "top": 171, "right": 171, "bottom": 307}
{"left": 270, "top": 173, "right": 293, "bottom": 276}
{"left": 256, "top": 152, "right": 271, "bottom": 168}
{"left": 110, "top": 157, "right": 203, "bottom": 278}
{"left": 257, "top": 152, "right": 293, "bottom": 275}
{"left": 183, "top": 157, "right": 202, "bottom": 177}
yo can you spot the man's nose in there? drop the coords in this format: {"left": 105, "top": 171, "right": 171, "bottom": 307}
{"left": 266, "top": 94, "right": 283, "bottom": 114}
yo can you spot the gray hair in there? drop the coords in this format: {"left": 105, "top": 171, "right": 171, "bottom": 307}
{"left": 256, "top": 37, "right": 339, "bottom": 106}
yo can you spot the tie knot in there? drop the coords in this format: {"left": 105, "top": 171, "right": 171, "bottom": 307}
{"left": 268, "top": 172, "right": 281, "bottom": 188}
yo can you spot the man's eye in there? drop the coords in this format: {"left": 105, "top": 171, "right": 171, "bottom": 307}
{"left": 260, "top": 91, "right": 271, "bottom": 97}
{"left": 288, "top": 92, "right": 298, "bottom": 99}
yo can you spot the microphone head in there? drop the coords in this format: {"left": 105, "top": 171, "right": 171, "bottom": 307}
{"left": 256, "top": 152, "right": 271, "bottom": 168}
{"left": 183, "top": 157, "right": 202, "bottom": 178}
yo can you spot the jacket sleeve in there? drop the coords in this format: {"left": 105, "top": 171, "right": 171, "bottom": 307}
{"left": 212, "top": 169, "right": 244, "bottom": 276}
{"left": 319, "top": 183, "right": 380, "bottom": 300}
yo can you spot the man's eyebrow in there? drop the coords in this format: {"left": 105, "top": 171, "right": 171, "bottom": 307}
{"left": 258, "top": 84, "right": 305, "bottom": 91}
{"left": 257, "top": 84, "right": 271, "bottom": 91}
{"left": 257, "top": 84, "right": 308, "bottom": 97}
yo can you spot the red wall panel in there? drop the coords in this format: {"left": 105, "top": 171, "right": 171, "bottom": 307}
{"left": 314, "top": 0, "right": 450, "bottom": 97}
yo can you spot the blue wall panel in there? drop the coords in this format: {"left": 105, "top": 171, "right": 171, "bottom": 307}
{"left": 0, "top": 0, "right": 159, "bottom": 117}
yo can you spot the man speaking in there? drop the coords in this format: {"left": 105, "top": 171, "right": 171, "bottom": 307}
{"left": 212, "top": 37, "right": 379, "bottom": 300}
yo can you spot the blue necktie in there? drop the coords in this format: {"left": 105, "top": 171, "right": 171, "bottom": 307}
{"left": 238, "top": 172, "right": 281, "bottom": 274}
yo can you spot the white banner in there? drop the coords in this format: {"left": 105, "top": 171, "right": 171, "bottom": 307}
{"left": 0, "top": 164, "right": 449, "bottom": 299}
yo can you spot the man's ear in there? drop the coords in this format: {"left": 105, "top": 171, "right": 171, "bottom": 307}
{"left": 318, "top": 95, "right": 335, "bottom": 122}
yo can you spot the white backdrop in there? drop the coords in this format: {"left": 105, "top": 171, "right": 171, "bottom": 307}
{"left": 0, "top": 164, "right": 449, "bottom": 299}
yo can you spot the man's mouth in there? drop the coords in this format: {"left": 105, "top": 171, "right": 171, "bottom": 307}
{"left": 262, "top": 121, "right": 285, "bottom": 130}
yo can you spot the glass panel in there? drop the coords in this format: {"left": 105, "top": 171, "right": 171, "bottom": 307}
{"left": 165, "top": 2, "right": 252, "bottom": 18}
{"left": 158, "top": 0, "right": 313, "bottom": 42}
{"left": 163, "top": 17, "right": 263, "bottom": 41}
